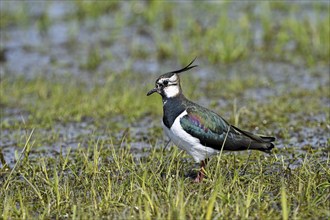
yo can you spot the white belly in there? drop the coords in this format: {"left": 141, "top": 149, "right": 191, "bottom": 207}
{"left": 162, "top": 110, "right": 219, "bottom": 163}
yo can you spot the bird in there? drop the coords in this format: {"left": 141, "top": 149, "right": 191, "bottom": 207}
{"left": 147, "top": 58, "right": 275, "bottom": 182}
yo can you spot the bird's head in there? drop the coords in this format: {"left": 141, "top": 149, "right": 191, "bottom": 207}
{"left": 147, "top": 58, "right": 198, "bottom": 98}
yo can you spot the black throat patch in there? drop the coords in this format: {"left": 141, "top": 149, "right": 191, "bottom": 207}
{"left": 162, "top": 94, "right": 186, "bottom": 128}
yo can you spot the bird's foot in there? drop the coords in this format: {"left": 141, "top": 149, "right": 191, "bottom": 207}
{"left": 193, "top": 160, "right": 207, "bottom": 183}
{"left": 193, "top": 171, "right": 204, "bottom": 183}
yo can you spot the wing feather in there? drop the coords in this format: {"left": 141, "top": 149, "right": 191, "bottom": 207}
{"left": 180, "top": 106, "right": 234, "bottom": 149}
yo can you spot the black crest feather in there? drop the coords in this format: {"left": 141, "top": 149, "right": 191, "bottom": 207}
{"left": 168, "top": 58, "right": 198, "bottom": 74}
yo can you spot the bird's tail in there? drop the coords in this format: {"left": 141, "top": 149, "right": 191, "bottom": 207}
{"left": 232, "top": 125, "right": 275, "bottom": 153}
{"left": 252, "top": 138, "right": 275, "bottom": 153}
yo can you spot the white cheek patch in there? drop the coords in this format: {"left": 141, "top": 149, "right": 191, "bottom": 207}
{"left": 164, "top": 85, "right": 180, "bottom": 98}
{"left": 168, "top": 74, "right": 178, "bottom": 82}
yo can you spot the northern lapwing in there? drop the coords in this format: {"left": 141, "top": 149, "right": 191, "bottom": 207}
{"left": 147, "top": 59, "right": 275, "bottom": 182}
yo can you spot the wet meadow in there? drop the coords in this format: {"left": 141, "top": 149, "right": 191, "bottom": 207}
{"left": 0, "top": 1, "right": 329, "bottom": 219}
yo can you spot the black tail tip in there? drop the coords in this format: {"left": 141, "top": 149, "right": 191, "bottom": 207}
{"left": 263, "top": 143, "right": 275, "bottom": 154}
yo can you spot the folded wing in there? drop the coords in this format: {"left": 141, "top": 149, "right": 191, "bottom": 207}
{"left": 180, "top": 106, "right": 274, "bottom": 152}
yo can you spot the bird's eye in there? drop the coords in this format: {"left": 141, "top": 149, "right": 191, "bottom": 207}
{"left": 163, "top": 80, "right": 168, "bottom": 86}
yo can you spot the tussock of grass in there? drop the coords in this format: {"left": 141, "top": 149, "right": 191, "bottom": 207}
{"left": 74, "top": 1, "right": 120, "bottom": 19}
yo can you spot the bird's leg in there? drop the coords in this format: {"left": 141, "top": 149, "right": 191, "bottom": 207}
{"left": 163, "top": 139, "right": 171, "bottom": 150}
{"left": 240, "top": 151, "right": 252, "bottom": 175}
{"left": 162, "top": 139, "right": 171, "bottom": 154}
{"left": 194, "top": 159, "right": 208, "bottom": 183}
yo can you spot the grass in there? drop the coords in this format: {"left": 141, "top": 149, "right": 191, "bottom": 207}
{"left": 0, "top": 73, "right": 161, "bottom": 129}
{"left": 2, "top": 72, "right": 327, "bottom": 131}
{"left": 1, "top": 1, "right": 330, "bottom": 219}
{"left": 0, "top": 136, "right": 329, "bottom": 219}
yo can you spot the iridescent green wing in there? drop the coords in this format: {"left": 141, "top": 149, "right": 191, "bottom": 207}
{"left": 180, "top": 106, "right": 232, "bottom": 149}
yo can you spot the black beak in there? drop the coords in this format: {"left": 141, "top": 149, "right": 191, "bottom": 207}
{"left": 147, "top": 88, "right": 157, "bottom": 96}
